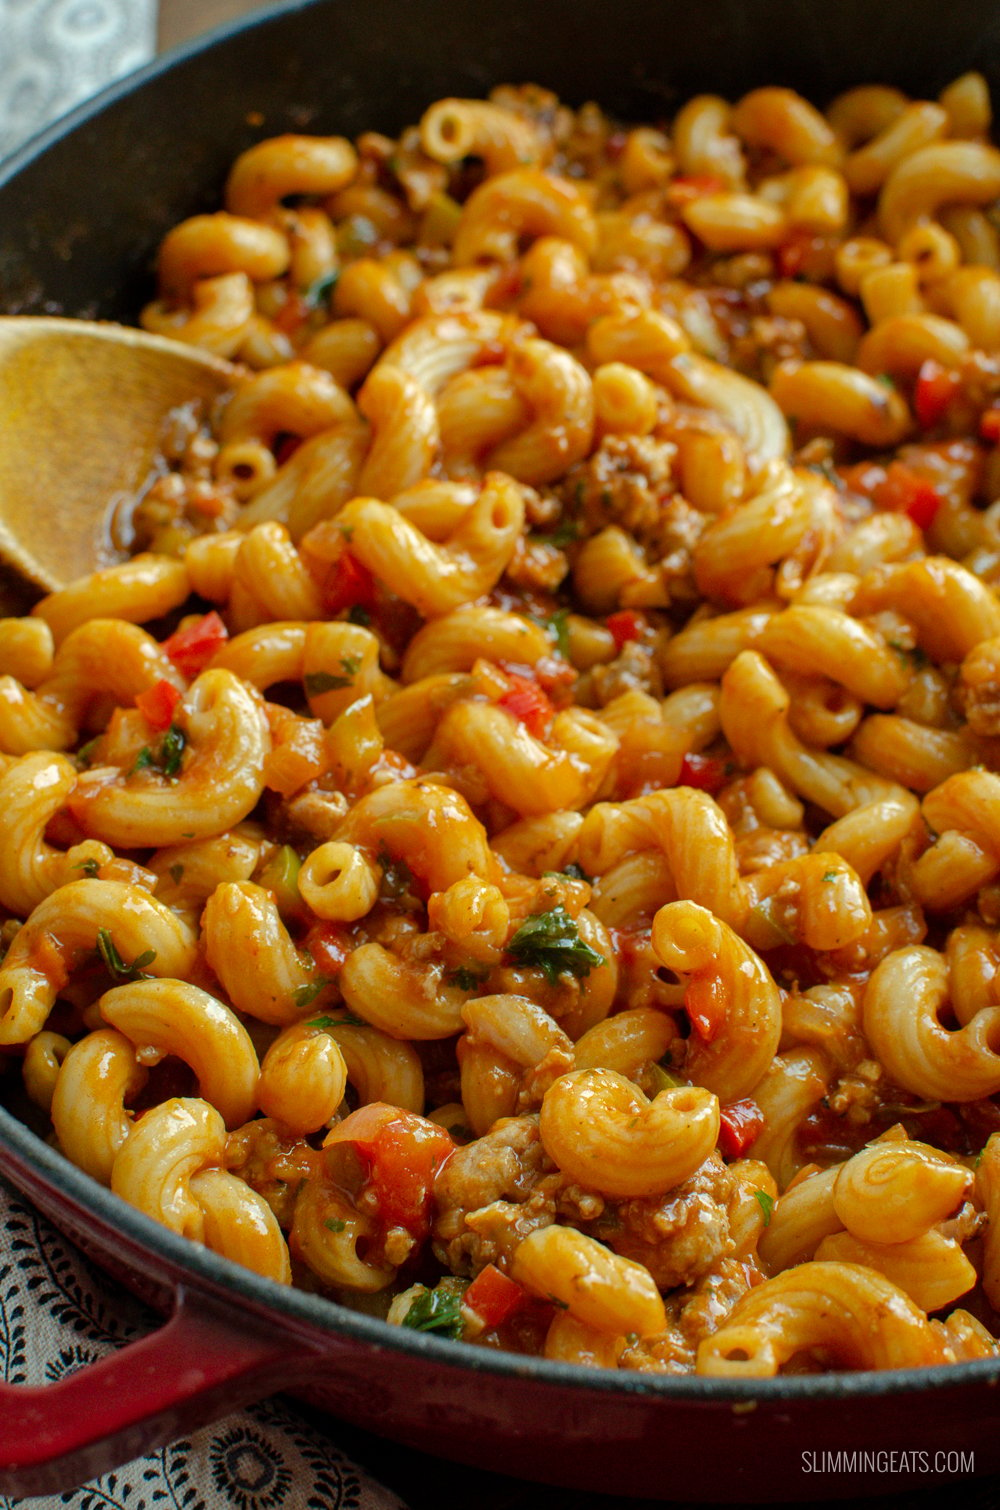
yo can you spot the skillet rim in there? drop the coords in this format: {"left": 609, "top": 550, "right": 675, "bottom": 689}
{"left": 0, "top": 0, "right": 999, "bottom": 1417}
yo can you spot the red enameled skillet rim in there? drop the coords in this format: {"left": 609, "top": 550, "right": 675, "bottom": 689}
{"left": 2, "top": 0, "right": 1000, "bottom": 1422}
{"left": 3, "top": 1098, "right": 1000, "bottom": 1405}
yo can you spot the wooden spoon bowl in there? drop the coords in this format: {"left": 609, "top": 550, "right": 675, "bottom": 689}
{"left": 0, "top": 317, "right": 234, "bottom": 596}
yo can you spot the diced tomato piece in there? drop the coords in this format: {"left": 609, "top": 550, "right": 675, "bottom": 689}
{"left": 666, "top": 174, "right": 726, "bottom": 205}
{"left": 135, "top": 679, "right": 182, "bottom": 731}
{"left": 685, "top": 973, "right": 727, "bottom": 1043}
{"left": 678, "top": 752, "right": 728, "bottom": 794}
{"left": 463, "top": 1263, "right": 528, "bottom": 1328}
{"left": 498, "top": 671, "right": 554, "bottom": 738}
{"left": 162, "top": 611, "right": 228, "bottom": 678}
{"left": 320, "top": 553, "right": 378, "bottom": 617}
{"left": 324, "top": 1104, "right": 455, "bottom": 1235}
{"left": 605, "top": 130, "right": 629, "bottom": 161}
{"left": 914, "top": 359, "right": 961, "bottom": 430}
{"left": 873, "top": 461, "right": 943, "bottom": 531}
{"left": 980, "top": 408, "right": 1000, "bottom": 445}
{"left": 302, "top": 920, "right": 352, "bottom": 977}
{"left": 717, "top": 1098, "right": 765, "bottom": 1158}
{"left": 606, "top": 609, "right": 644, "bottom": 649}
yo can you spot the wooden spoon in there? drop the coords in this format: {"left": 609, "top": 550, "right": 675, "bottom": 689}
{"left": 0, "top": 317, "right": 235, "bottom": 596}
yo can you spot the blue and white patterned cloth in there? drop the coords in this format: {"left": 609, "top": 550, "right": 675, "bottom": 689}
{"left": 0, "top": 0, "right": 156, "bottom": 160}
{"left": 0, "top": 1180, "right": 407, "bottom": 1509}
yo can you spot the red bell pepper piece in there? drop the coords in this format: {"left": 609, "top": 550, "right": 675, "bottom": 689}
{"left": 321, "top": 553, "right": 378, "bottom": 617}
{"left": 685, "top": 973, "right": 727, "bottom": 1043}
{"left": 606, "top": 609, "right": 644, "bottom": 649}
{"left": 718, "top": 1098, "right": 765, "bottom": 1157}
{"left": 498, "top": 672, "right": 554, "bottom": 738}
{"left": 162, "top": 611, "right": 228, "bottom": 678}
{"left": 135, "top": 679, "right": 182, "bottom": 731}
{"left": 914, "top": 359, "right": 960, "bottom": 429}
{"left": 874, "top": 461, "right": 943, "bottom": 532}
{"left": 463, "top": 1263, "right": 528, "bottom": 1329}
{"left": 678, "top": 752, "right": 728, "bottom": 794}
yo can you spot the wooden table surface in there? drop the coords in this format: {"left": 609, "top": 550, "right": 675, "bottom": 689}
{"left": 148, "top": 6, "right": 996, "bottom": 1506}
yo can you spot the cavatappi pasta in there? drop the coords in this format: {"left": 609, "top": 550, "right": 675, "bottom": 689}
{"left": 10, "top": 74, "right": 1000, "bottom": 1376}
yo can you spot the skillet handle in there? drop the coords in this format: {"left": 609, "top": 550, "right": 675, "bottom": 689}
{"left": 0, "top": 1283, "right": 306, "bottom": 1498}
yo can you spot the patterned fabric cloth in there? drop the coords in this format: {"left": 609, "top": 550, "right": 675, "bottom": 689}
{"left": 0, "top": 1180, "right": 408, "bottom": 1510}
{"left": 0, "top": 0, "right": 157, "bottom": 160}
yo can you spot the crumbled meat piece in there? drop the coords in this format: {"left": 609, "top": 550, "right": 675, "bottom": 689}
{"left": 562, "top": 435, "right": 687, "bottom": 547}
{"left": 620, "top": 1257, "right": 765, "bottom": 1374}
{"left": 224, "top": 1118, "right": 314, "bottom": 1228}
{"left": 958, "top": 638, "right": 1000, "bottom": 736}
{"left": 587, "top": 1151, "right": 736, "bottom": 1290}
{"left": 582, "top": 641, "right": 663, "bottom": 705}
{"left": 432, "top": 1114, "right": 603, "bottom": 1275}
{"left": 729, "top": 315, "right": 810, "bottom": 383}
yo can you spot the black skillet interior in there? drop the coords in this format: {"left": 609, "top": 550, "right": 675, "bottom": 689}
{"left": 2, "top": 0, "right": 1000, "bottom": 323}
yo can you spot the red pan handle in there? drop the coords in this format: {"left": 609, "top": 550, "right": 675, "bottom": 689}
{"left": 0, "top": 1283, "right": 307, "bottom": 1499}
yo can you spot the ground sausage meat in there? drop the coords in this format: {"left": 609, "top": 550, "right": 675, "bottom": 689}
{"left": 432, "top": 1113, "right": 604, "bottom": 1276}
{"left": 587, "top": 1151, "right": 737, "bottom": 1291}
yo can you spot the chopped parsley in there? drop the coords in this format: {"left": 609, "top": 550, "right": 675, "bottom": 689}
{"left": 168, "top": 863, "right": 185, "bottom": 886}
{"left": 75, "top": 736, "right": 101, "bottom": 768}
{"left": 821, "top": 870, "right": 838, "bottom": 883}
{"left": 876, "top": 372, "right": 897, "bottom": 389}
{"left": 303, "top": 661, "right": 359, "bottom": 695}
{"left": 305, "top": 270, "right": 339, "bottom": 308}
{"left": 293, "top": 979, "right": 335, "bottom": 1009}
{"left": 377, "top": 844, "right": 416, "bottom": 900}
{"left": 73, "top": 858, "right": 100, "bottom": 878}
{"left": 348, "top": 604, "right": 372, "bottom": 627}
{"left": 131, "top": 723, "right": 186, "bottom": 780}
{"left": 753, "top": 1189, "right": 775, "bottom": 1226}
{"left": 887, "top": 640, "right": 929, "bottom": 669}
{"left": 506, "top": 905, "right": 605, "bottom": 985}
{"left": 446, "top": 966, "right": 490, "bottom": 991}
{"left": 96, "top": 928, "right": 157, "bottom": 982}
{"left": 528, "top": 606, "right": 572, "bottom": 657}
{"left": 324, "top": 1217, "right": 347, "bottom": 1233}
{"left": 533, "top": 518, "right": 580, "bottom": 549}
{"left": 400, "top": 1281, "right": 468, "bottom": 1339}
{"left": 542, "top": 861, "right": 592, "bottom": 883}
{"left": 307, "top": 1010, "right": 366, "bottom": 1029}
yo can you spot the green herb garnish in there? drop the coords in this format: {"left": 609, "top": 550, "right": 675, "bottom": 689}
{"left": 324, "top": 1217, "right": 347, "bottom": 1233}
{"left": 506, "top": 905, "right": 605, "bottom": 985}
{"left": 168, "top": 863, "right": 185, "bottom": 886}
{"left": 96, "top": 928, "right": 157, "bottom": 982}
{"left": 754, "top": 1189, "right": 775, "bottom": 1226}
{"left": 304, "top": 669, "right": 354, "bottom": 695}
{"left": 292, "top": 978, "right": 335, "bottom": 1008}
{"left": 377, "top": 844, "right": 416, "bottom": 900}
{"left": 534, "top": 518, "right": 581, "bottom": 548}
{"left": 542, "top": 861, "right": 592, "bottom": 883}
{"left": 446, "top": 966, "right": 489, "bottom": 991}
{"left": 348, "top": 605, "right": 372, "bottom": 627}
{"left": 821, "top": 871, "right": 838, "bottom": 883}
{"left": 131, "top": 723, "right": 186, "bottom": 780}
{"left": 307, "top": 1010, "right": 366, "bottom": 1028}
{"left": 400, "top": 1282, "right": 468, "bottom": 1339}
{"left": 73, "top": 859, "right": 101, "bottom": 877}
{"left": 305, "top": 270, "right": 339, "bottom": 307}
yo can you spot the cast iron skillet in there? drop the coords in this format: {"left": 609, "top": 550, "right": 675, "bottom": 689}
{"left": 2, "top": 0, "right": 1000, "bottom": 1498}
